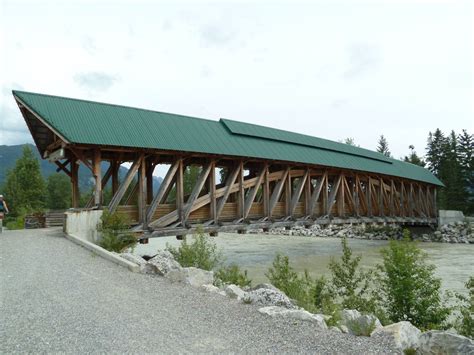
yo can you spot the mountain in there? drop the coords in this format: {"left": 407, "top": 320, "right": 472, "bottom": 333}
{"left": 0, "top": 144, "right": 162, "bottom": 192}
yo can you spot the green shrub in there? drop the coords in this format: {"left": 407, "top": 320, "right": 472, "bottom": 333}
{"left": 5, "top": 215, "right": 25, "bottom": 230}
{"left": 378, "top": 229, "right": 450, "bottom": 330}
{"left": 346, "top": 318, "right": 377, "bottom": 336}
{"left": 97, "top": 210, "right": 136, "bottom": 252}
{"left": 454, "top": 276, "right": 474, "bottom": 338}
{"left": 328, "top": 237, "right": 379, "bottom": 314}
{"left": 215, "top": 264, "right": 252, "bottom": 287}
{"left": 167, "top": 230, "right": 222, "bottom": 271}
{"left": 266, "top": 254, "right": 316, "bottom": 312}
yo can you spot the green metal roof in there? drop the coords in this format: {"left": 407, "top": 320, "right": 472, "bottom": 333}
{"left": 13, "top": 90, "right": 443, "bottom": 186}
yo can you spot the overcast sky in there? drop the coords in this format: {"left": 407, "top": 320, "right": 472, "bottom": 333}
{"left": 1, "top": 0, "right": 473, "bottom": 171}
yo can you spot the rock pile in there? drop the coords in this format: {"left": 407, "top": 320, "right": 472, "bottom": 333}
{"left": 249, "top": 221, "right": 474, "bottom": 244}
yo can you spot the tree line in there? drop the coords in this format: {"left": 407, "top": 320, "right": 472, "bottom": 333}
{"left": 373, "top": 129, "right": 472, "bottom": 214}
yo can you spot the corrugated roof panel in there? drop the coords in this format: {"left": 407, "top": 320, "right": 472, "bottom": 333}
{"left": 12, "top": 90, "right": 443, "bottom": 186}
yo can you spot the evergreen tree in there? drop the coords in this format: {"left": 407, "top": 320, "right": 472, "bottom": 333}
{"left": 438, "top": 131, "right": 466, "bottom": 211}
{"left": 425, "top": 129, "right": 446, "bottom": 176}
{"left": 46, "top": 174, "right": 71, "bottom": 210}
{"left": 3, "top": 145, "right": 46, "bottom": 216}
{"left": 403, "top": 145, "right": 425, "bottom": 167}
{"left": 457, "top": 130, "right": 474, "bottom": 213}
{"left": 376, "top": 135, "right": 391, "bottom": 157}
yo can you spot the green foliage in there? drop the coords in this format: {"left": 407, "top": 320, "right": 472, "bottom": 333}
{"left": 403, "top": 145, "right": 425, "bottom": 167}
{"left": 46, "top": 173, "right": 71, "bottom": 210}
{"left": 328, "top": 237, "right": 378, "bottom": 313}
{"left": 403, "top": 349, "right": 417, "bottom": 355}
{"left": 3, "top": 146, "right": 46, "bottom": 216}
{"left": 167, "top": 230, "right": 222, "bottom": 271}
{"left": 378, "top": 230, "right": 450, "bottom": 330}
{"left": 97, "top": 210, "right": 136, "bottom": 252}
{"left": 454, "top": 276, "right": 474, "bottom": 338}
{"left": 215, "top": 264, "right": 252, "bottom": 287}
{"left": 5, "top": 215, "right": 25, "bottom": 230}
{"left": 376, "top": 135, "right": 391, "bottom": 158}
{"left": 346, "top": 318, "right": 377, "bottom": 336}
{"left": 266, "top": 254, "right": 316, "bottom": 312}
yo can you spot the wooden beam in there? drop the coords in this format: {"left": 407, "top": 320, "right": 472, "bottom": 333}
{"left": 269, "top": 168, "right": 290, "bottom": 216}
{"left": 146, "top": 159, "right": 154, "bottom": 204}
{"left": 209, "top": 161, "right": 216, "bottom": 223}
{"left": 93, "top": 149, "right": 102, "bottom": 206}
{"left": 238, "top": 161, "right": 245, "bottom": 219}
{"left": 176, "top": 159, "right": 184, "bottom": 224}
{"left": 263, "top": 166, "right": 270, "bottom": 217}
{"left": 55, "top": 159, "right": 71, "bottom": 177}
{"left": 138, "top": 158, "right": 147, "bottom": 225}
{"left": 112, "top": 160, "right": 120, "bottom": 194}
{"left": 379, "top": 178, "right": 384, "bottom": 216}
{"left": 146, "top": 160, "right": 180, "bottom": 222}
{"left": 69, "top": 148, "right": 93, "bottom": 171}
{"left": 108, "top": 154, "right": 144, "bottom": 213}
{"left": 71, "top": 158, "right": 79, "bottom": 208}
{"left": 86, "top": 163, "right": 113, "bottom": 208}
{"left": 337, "top": 174, "right": 345, "bottom": 217}
{"left": 327, "top": 174, "right": 342, "bottom": 215}
{"left": 243, "top": 164, "right": 267, "bottom": 219}
{"left": 183, "top": 162, "right": 213, "bottom": 223}
{"left": 289, "top": 169, "right": 309, "bottom": 216}
{"left": 216, "top": 165, "right": 240, "bottom": 220}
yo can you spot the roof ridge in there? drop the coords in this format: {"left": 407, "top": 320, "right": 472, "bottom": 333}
{"left": 12, "top": 90, "right": 219, "bottom": 124}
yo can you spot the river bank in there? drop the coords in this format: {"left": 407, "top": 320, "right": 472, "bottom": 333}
{"left": 134, "top": 233, "right": 474, "bottom": 295}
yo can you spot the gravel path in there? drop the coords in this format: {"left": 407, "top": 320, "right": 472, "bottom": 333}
{"left": 0, "top": 228, "right": 398, "bottom": 354}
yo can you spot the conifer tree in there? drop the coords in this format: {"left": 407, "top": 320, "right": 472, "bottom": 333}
{"left": 376, "top": 135, "right": 391, "bottom": 157}
{"left": 457, "top": 130, "right": 474, "bottom": 213}
{"left": 403, "top": 145, "right": 425, "bottom": 167}
{"left": 3, "top": 145, "right": 46, "bottom": 216}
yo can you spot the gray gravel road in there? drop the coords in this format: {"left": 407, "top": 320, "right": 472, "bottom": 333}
{"left": 0, "top": 228, "right": 398, "bottom": 354}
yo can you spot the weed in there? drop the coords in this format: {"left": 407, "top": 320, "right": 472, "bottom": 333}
{"left": 214, "top": 264, "right": 252, "bottom": 287}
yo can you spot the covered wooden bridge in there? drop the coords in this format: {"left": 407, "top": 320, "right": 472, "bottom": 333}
{"left": 13, "top": 90, "right": 443, "bottom": 238}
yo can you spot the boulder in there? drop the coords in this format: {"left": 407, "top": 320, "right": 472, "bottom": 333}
{"left": 166, "top": 267, "right": 214, "bottom": 288}
{"left": 200, "top": 284, "right": 220, "bottom": 293}
{"left": 144, "top": 250, "right": 181, "bottom": 275}
{"left": 258, "top": 306, "right": 327, "bottom": 329}
{"left": 418, "top": 330, "right": 474, "bottom": 354}
{"left": 225, "top": 284, "right": 246, "bottom": 300}
{"left": 246, "top": 288, "right": 295, "bottom": 309}
{"left": 250, "top": 283, "right": 280, "bottom": 292}
{"left": 339, "top": 309, "right": 382, "bottom": 336}
{"left": 371, "top": 321, "right": 421, "bottom": 351}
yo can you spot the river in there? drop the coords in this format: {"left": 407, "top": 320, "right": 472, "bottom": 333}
{"left": 133, "top": 233, "right": 474, "bottom": 295}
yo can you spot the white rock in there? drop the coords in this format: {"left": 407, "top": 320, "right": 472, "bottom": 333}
{"left": 371, "top": 321, "right": 421, "bottom": 351}
{"left": 145, "top": 250, "right": 181, "bottom": 275}
{"left": 166, "top": 267, "right": 214, "bottom": 288}
{"left": 418, "top": 330, "right": 474, "bottom": 354}
{"left": 258, "top": 306, "right": 327, "bottom": 329}
{"left": 250, "top": 283, "right": 280, "bottom": 292}
{"left": 339, "top": 309, "right": 382, "bottom": 335}
{"left": 246, "top": 288, "right": 295, "bottom": 309}
{"left": 200, "top": 284, "right": 220, "bottom": 293}
{"left": 225, "top": 284, "right": 246, "bottom": 300}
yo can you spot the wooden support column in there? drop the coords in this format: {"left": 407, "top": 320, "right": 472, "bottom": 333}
{"left": 304, "top": 171, "right": 311, "bottom": 216}
{"left": 308, "top": 172, "right": 327, "bottom": 217}
{"left": 322, "top": 173, "right": 328, "bottom": 215}
{"left": 216, "top": 165, "right": 240, "bottom": 221}
{"left": 409, "top": 183, "right": 414, "bottom": 217}
{"left": 327, "top": 174, "right": 342, "bottom": 216}
{"left": 93, "top": 149, "right": 102, "bottom": 206}
{"left": 285, "top": 171, "right": 292, "bottom": 216}
{"left": 209, "top": 161, "right": 216, "bottom": 223}
{"left": 263, "top": 166, "right": 270, "bottom": 217}
{"left": 71, "top": 158, "right": 79, "bottom": 208}
{"left": 138, "top": 157, "right": 147, "bottom": 225}
{"left": 354, "top": 174, "right": 360, "bottom": 216}
{"left": 183, "top": 162, "right": 212, "bottom": 223}
{"left": 367, "top": 178, "right": 373, "bottom": 217}
{"left": 237, "top": 161, "right": 245, "bottom": 219}
{"left": 290, "top": 169, "right": 309, "bottom": 216}
{"left": 176, "top": 159, "right": 184, "bottom": 225}
{"left": 433, "top": 188, "right": 438, "bottom": 217}
{"left": 269, "top": 168, "right": 290, "bottom": 216}
{"left": 146, "top": 159, "right": 154, "bottom": 204}
{"left": 379, "top": 178, "right": 384, "bottom": 216}
{"left": 243, "top": 164, "right": 266, "bottom": 219}
{"left": 337, "top": 174, "right": 345, "bottom": 217}
{"left": 389, "top": 180, "right": 395, "bottom": 216}
{"left": 112, "top": 160, "right": 120, "bottom": 194}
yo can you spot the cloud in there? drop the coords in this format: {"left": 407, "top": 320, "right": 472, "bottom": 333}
{"left": 344, "top": 43, "right": 380, "bottom": 79}
{"left": 74, "top": 72, "right": 119, "bottom": 92}
{"left": 199, "top": 24, "right": 237, "bottom": 47}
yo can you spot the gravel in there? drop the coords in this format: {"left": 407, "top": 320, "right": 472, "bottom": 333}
{"left": 0, "top": 228, "right": 399, "bottom": 353}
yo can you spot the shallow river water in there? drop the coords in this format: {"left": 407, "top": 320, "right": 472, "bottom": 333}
{"left": 134, "top": 233, "right": 474, "bottom": 295}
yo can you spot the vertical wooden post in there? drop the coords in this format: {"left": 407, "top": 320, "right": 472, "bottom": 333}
{"left": 337, "top": 174, "right": 345, "bottom": 217}
{"left": 71, "top": 158, "right": 79, "bottom": 208}
{"left": 237, "top": 161, "right": 244, "bottom": 219}
{"left": 379, "top": 178, "right": 384, "bottom": 217}
{"left": 112, "top": 160, "right": 119, "bottom": 195}
{"left": 138, "top": 157, "right": 147, "bottom": 226}
{"left": 209, "top": 161, "right": 216, "bottom": 223}
{"left": 146, "top": 159, "right": 154, "bottom": 204}
{"left": 322, "top": 173, "right": 328, "bottom": 215}
{"left": 354, "top": 174, "right": 360, "bottom": 216}
{"left": 93, "top": 149, "right": 102, "bottom": 206}
{"left": 304, "top": 172, "right": 311, "bottom": 216}
{"left": 263, "top": 165, "right": 270, "bottom": 217}
{"left": 390, "top": 180, "right": 395, "bottom": 216}
{"left": 176, "top": 159, "right": 184, "bottom": 225}
{"left": 433, "top": 187, "right": 437, "bottom": 218}
{"left": 367, "top": 178, "right": 372, "bottom": 217}
{"left": 285, "top": 172, "right": 291, "bottom": 216}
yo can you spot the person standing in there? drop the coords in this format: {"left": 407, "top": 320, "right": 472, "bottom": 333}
{"left": 0, "top": 195, "right": 9, "bottom": 233}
